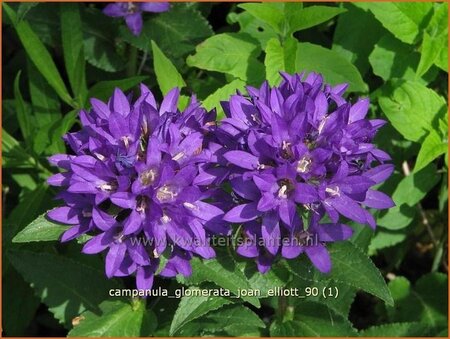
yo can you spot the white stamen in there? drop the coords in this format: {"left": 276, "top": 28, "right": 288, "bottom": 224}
{"left": 82, "top": 211, "right": 92, "bottom": 218}
{"left": 153, "top": 248, "right": 160, "bottom": 258}
{"left": 161, "top": 214, "right": 172, "bottom": 224}
{"left": 325, "top": 186, "right": 340, "bottom": 197}
{"left": 318, "top": 116, "right": 329, "bottom": 134}
{"left": 172, "top": 152, "right": 185, "bottom": 161}
{"left": 121, "top": 136, "right": 131, "bottom": 148}
{"left": 278, "top": 185, "right": 288, "bottom": 199}
{"left": 156, "top": 185, "right": 178, "bottom": 202}
{"left": 183, "top": 202, "right": 197, "bottom": 210}
{"left": 297, "top": 156, "right": 312, "bottom": 173}
{"left": 99, "top": 183, "right": 116, "bottom": 192}
{"left": 94, "top": 153, "right": 106, "bottom": 161}
{"left": 140, "top": 168, "right": 158, "bottom": 186}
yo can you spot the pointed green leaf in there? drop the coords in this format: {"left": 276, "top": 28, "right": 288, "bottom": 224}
{"left": 414, "top": 129, "right": 447, "bottom": 172}
{"left": 12, "top": 213, "right": 68, "bottom": 243}
{"left": 151, "top": 40, "right": 186, "bottom": 95}
{"left": 365, "top": 2, "right": 433, "bottom": 44}
{"left": 296, "top": 42, "right": 367, "bottom": 92}
{"left": 68, "top": 299, "right": 156, "bottom": 337}
{"left": 237, "top": 3, "right": 284, "bottom": 34}
{"left": 178, "top": 249, "right": 260, "bottom": 307}
{"left": 169, "top": 287, "right": 231, "bottom": 335}
{"left": 187, "top": 33, "right": 264, "bottom": 85}
{"left": 287, "top": 5, "right": 346, "bottom": 34}
{"left": 61, "top": 3, "right": 87, "bottom": 104}
{"left": 27, "top": 60, "right": 61, "bottom": 128}
{"left": 13, "top": 71, "right": 32, "bottom": 145}
{"left": 202, "top": 79, "right": 246, "bottom": 119}
{"left": 386, "top": 274, "right": 448, "bottom": 328}
{"left": 88, "top": 76, "right": 148, "bottom": 102}
{"left": 8, "top": 250, "right": 122, "bottom": 327}
{"left": 379, "top": 80, "right": 446, "bottom": 142}
{"left": 1, "top": 129, "right": 35, "bottom": 169}
{"left": 287, "top": 242, "right": 393, "bottom": 305}
{"left": 360, "top": 322, "right": 432, "bottom": 337}
{"left": 270, "top": 302, "right": 357, "bottom": 336}
{"left": 264, "top": 37, "right": 296, "bottom": 86}
{"left": 3, "top": 3, "right": 74, "bottom": 106}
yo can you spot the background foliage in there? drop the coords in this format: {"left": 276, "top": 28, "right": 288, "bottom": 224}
{"left": 2, "top": 2, "right": 448, "bottom": 337}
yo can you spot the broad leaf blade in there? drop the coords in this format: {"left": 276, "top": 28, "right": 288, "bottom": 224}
{"left": 12, "top": 213, "right": 68, "bottom": 243}
{"left": 8, "top": 250, "right": 122, "bottom": 327}
{"left": 295, "top": 42, "right": 367, "bottom": 92}
{"left": 169, "top": 287, "right": 231, "bottom": 335}
{"left": 68, "top": 300, "right": 156, "bottom": 337}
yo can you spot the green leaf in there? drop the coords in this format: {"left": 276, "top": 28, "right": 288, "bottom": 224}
{"left": 68, "top": 299, "right": 156, "bottom": 337}
{"left": 368, "top": 228, "right": 408, "bottom": 254}
{"left": 377, "top": 164, "right": 440, "bottom": 229}
{"left": 151, "top": 40, "right": 186, "bottom": 95}
{"left": 295, "top": 42, "right": 367, "bottom": 92}
{"left": 187, "top": 33, "right": 264, "bottom": 85}
{"left": 378, "top": 80, "right": 446, "bottom": 142}
{"left": 288, "top": 275, "right": 356, "bottom": 318}
{"left": 33, "top": 110, "right": 78, "bottom": 155}
{"left": 227, "top": 11, "right": 278, "bottom": 49}
{"left": 270, "top": 302, "right": 357, "bottom": 336}
{"left": 8, "top": 250, "right": 122, "bottom": 327}
{"left": 3, "top": 3, "right": 74, "bottom": 106}
{"left": 2, "top": 264, "right": 40, "bottom": 336}
{"left": 1, "top": 129, "right": 35, "bottom": 169}
{"left": 88, "top": 76, "right": 148, "bottom": 102}
{"left": 27, "top": 60, "right": 62, "bottom": 128}
{"left": 178, "top": 248, "right": 260, "bottom": 307}
{"left": 169, "top": 287, "right": 231, "bottom": 335}
{"left": 202, "top": 79, "right": 246, "bottom": 119}
{"left": 287, "top": 5, "right": 346, "bottom": 34}
{"left": 365, "top": 2, "right": 433, "bottom": 44}
{"left": 387, "top": 274, "right": 448, "bottom": 328}
{"left": 14, "top": 71, "right": 32, "bottom": 145}
{"left": 417, "top": 3, "right": 448, "bottom": 75}
{"left": 120, "top": 3, "right": 213, "bottom": 63}
{"left": 287, "top": 242, "right": 393, "bottom": 306}
{"left": 360, "top": 322, "right": 432, "bottom": 337}
{"left": 237, "top": 3, "right": 284, "bottom": 34}
{"left": 417, "top": 32, "right": 447, "bottom": 77}
{"left": 435, "top": 39, "right": 448, "bottom": 72}
{"left": 17, "top": 2, "right": 39, "bottom": 21}
{"left": 178, "top": 304, "right": 265, "bottom": 337}
{"left": 82, "top": 8, "right": 125, "bottom": 73}
{"left": 61, "top": 3, "right": 87, "bottom": 104}
{"left": 332, "top": 4, "right": 385, "bottom": 76}
{"left": 414, "top": 129, "right": 447, "bottom": 172}
{"left": 4, "top": 184, "right": 53, "bottom": 245}
{"left": 245, "top": 262, "right": 289, "bottom": 297}
{"left": 264, "top": 37, "right": 296, "bottom": 86}
{"left": 12, "top": 213, "right": 68, "bottom": 243}
{"left": 369, "top": 35, "right": 436, "bottom": 84}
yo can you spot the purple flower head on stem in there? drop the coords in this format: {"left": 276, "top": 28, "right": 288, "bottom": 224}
{"left": 218, "top": 72, "right": 395, "bottom": 273}
{"left": 47, "top": 85, "right": 228, "bottom": 290}
{"left": 103, "top": 2, "right": 170, "bottom": 36}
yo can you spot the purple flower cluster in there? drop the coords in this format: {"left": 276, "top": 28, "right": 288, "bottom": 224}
{"left": 211, "top": 72, "right": 394, "bottom": 273}
{"left": 47, "top": 86, "right": 228, "bottom": 289}
{"left": 47, "top": 72, "right": 394, "bottom": 288}
{"left": 103, "top": 2, "right": 170, "bottom": 36}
